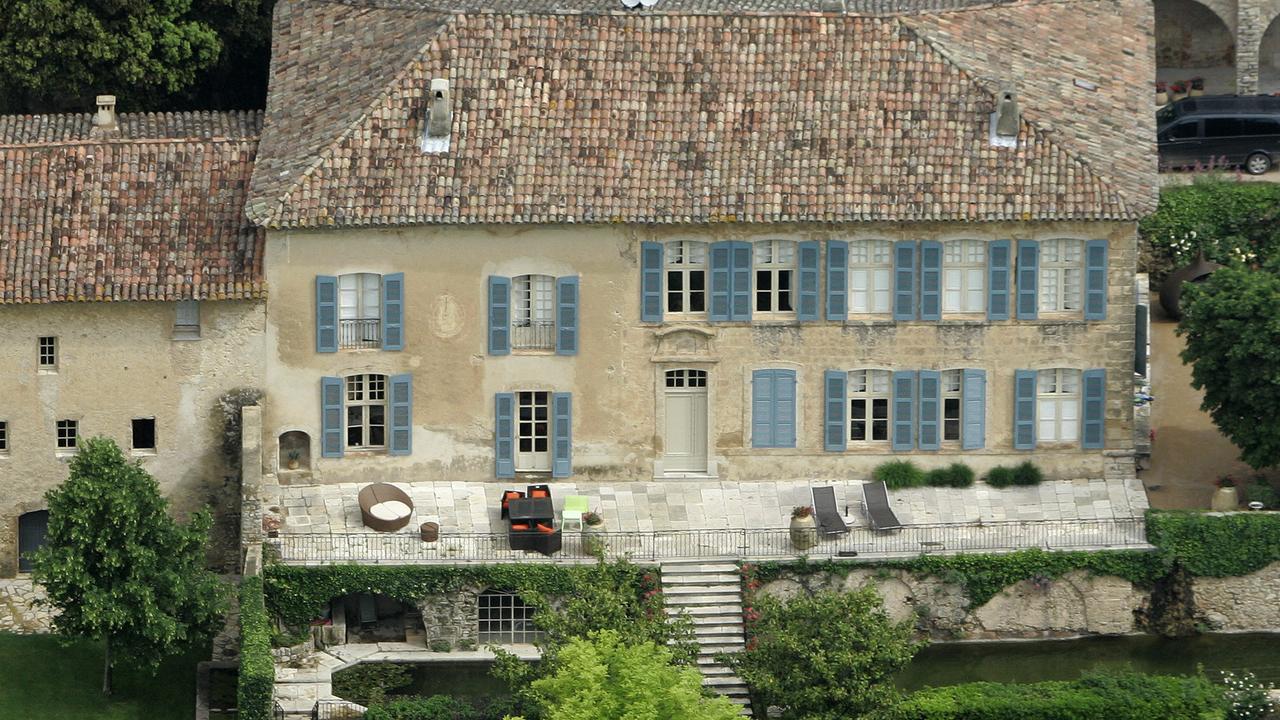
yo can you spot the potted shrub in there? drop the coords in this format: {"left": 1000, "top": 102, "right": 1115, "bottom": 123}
{"left": 1211, "top": 475, "right": 1239, "bottom": 512}
{"left": 582, "top": 511, "right": 607, "bottom": 556}
{"left": 1169, "top": 81, "right": 1188, "bottom": 101}
{"left": 1190, "top": 77, "right": 1205, "bottom": 97}
{"left": 790, "top": 505, "right": 818, "bottom": 551}
{"left": 286, "top": 450, "right": 300, "bottom": 471}
{"left": 1155, "top": 81, "right": 1169, "bottom": 107}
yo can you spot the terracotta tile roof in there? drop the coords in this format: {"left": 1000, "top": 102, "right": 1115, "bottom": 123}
{"left": 0, "top": 111, "right": 266, "bottom": 304}
{"left": 249, "top": 0, "right": 1156, "bottom": 228}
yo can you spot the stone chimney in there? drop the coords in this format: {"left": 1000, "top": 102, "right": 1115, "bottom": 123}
{"left": 994, "top": 85, "right": 1020, "bottom": 138}
{"left": 427, "top": 79, "right": 450, "bottom": 138}
{"left": 92, "top": 95, "right": 118, "bottom": 131}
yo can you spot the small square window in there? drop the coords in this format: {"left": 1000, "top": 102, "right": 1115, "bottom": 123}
{"left": 131, "top": 418, "right": 156, "bottom": 452}
{"left": 0, "top": 421, "right": 8, "bottom": 454}
{"left": 38, "top": 337, "right": 57, "bottom": 368}
{"left": 173, "top": 301, "right": 201, "bottom": 340}
{"left": 56, "top": 420, "right": 78, "bottom": 450}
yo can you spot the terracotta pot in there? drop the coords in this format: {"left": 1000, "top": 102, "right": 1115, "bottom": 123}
{"left": 790, "top": 515, "right": 818, "bottom": 550}
{"left": 287, "top": 460, "right": 299, "bottom": 470}
{"left": 1211, "top": 486, "right": 1239, "bottom": 512}
{"left": 1159, "top": 252, "right": 1223, "bottom": 320}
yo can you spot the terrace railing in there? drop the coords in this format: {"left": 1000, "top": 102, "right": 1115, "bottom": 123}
{"left": 272, "top": 516, "right": 1150, "bottom": 565}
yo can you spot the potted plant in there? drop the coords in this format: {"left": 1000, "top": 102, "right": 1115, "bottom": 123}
{"left": 1155, "top": 81, "right": 1169, "bottom": 107}
{"left": 1190, "top": 77, "right": 1205, "bottom": 97}
{"left": 286, "top": 450, "right": 301, "bottom": 471}
{"left": 582, "top": 511, "right": 607, "bottom": 556}
{"left": 790, "top": 505, "right": 818, "bottom": 551}
{"left": 1211, "top": 475, "right": 1239, "bottom": 512}
{"left": 1169, "top": 81, "right": 1188, "bottom": 101}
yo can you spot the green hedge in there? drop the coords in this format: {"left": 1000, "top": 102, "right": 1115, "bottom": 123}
{"left": 1139, "top": 178, "right": 1280, "bottom": 280}
{"left": 924, "top": 464, "right": 976, "bottom": 488}
{"left": 1145, "top": 510, "right": 1280, "bottom": 577}
{"left": 238, "top": 576, "right": 275, "bottom": 720}
{"left": 875, "top": 461, "right": 927, "bottom": 490}
{"left": 364, "top": 695, "right": 519, "bottom": 720}
{"left": 880, "top": 670, "right": 1226, "bottom": 720}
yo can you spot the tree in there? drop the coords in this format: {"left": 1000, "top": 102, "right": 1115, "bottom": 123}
{"left": 31, "top": 437, "right": 227, "bottom": 696}
{"left": 724, "top": 588, "right": 923, "bottom": 720}
{"left": 524, "top": 630, "right": 741, "bottom": 720}
{"left": 1178, "top": 266, "right": 1280, "bottom": 469}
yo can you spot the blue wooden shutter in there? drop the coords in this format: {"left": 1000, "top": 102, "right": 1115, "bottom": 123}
{"left": 826, "top": 240, "right": 848, "bottom": 320}
{"left": 556, "top": 276, "right": 579, "bottom": 355}
{"left": 1084, "top": 240, "right": 1109, "bottom": 320}
{"left": 892, "top": 370, "right": 916, "bottom": 451}
{"left": 382, "top": 272, "right": 404, "bottom": 351}
{"left": 388, "top": 373, "right": 413, "bottom": 456}
{"left": 961, "top": 369, "right": 987, "bottom": 450}
{"left": 988, "top": 240, "right": 1011, "bottom": 321}
{"left": 893, "top": 242, "right": 917, "bottom": 321}
{"left": 1081, "top": 369, "right": 1106, "bottom": 449}
{"left": 320, "top": 376, "right": 344, "bottom": 458}
{"left": 824, "top": 370, "right": 847, "bottom": 452}
{"left": 552, "top": 392, "right": 573, "bottom": 477}
{"left": 919, "top": 241, "right": 942, "bottom": 321}
{"left": 1013, "top": 370, "right": 1037, "bottom": 450}
{"left": 641, "top": 241, "right": 664, "bottom": 323}
{"left": 1016, "top": 240, "right": 1040, "bottom": 320}
{"left": 751, "top": 370, "right": 774, "bottom": 448}
{"left": 488, "top": 276, "right": 510, "bottom": 355}
{"left": 918, "top": 370, "right": 940, "bottom": 450}
{"left": 494, "top": 393, "right": 515, "bottom": 478}
{"left": 775, "top": 369, "right": 796, "bottom": 448}
{"left": 315, "top": 276, "right": 338, "bottom": 353}
{"left": 709, "top": 242, "right": 732, "bottom": 322}
{"left": 796, "top": 241, "right": 820, "bottom": 321}
{"left": 730, "top": 241, "right": 753, "bottom": 321}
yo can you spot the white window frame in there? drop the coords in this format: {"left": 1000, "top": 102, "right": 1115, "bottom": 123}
{"left": 38, "top": 336, "right": 57, "bottom": 369}
{"left": 345, "top": 374, "right": 387, "bottom": 451}
{"left": 515, "top": 390, "right": 551, "bottom": 473}
{"left": 665, "top": 368, "right": 708, "bottom": 388}
{"left": 0, "top": 421, "right": 8, "bottom": 455}
{"left": 848, "top": 240, "right": 893, "bottom": 315}
{"left": 337, "top": 273, "right": 383, "bottom": 349}
{"left": 848, "top": 369, "right": 891, "bottom": 444}
{"left": 942, "top": 240, "right": 986, "bottom": 314}
{"left": 174, "top": 300, "right": 201, "bottom": 340}
{"left": 131, "top": 417, "right": 157, "bottom": 454}
{"left": 664, "top": 241, "right": 708, "bottom": 317}
{"left": 1040, "top": 239, "right": 1084, "bottom": 313}
{"left": 1037, "top": 368, "right": 1081, "bottom": 443}
{"left": 512, "top": 274, "right": 556, "bottom": 350}
{"left": 753, "top": 239, "right": 796, "bottom": 315}
{"left": 941, "top": 369, "right": 963, "bottom": 443}
{"left": 55, "top": 419, "right": 78, "bottom": 450}
{"left": 477, "top": 591, "right": 542, "bottom": 644}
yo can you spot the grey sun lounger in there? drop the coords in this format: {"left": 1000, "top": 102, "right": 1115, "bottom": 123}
{"left": 811, "top": 486, "right": 849, "bottom": 537}
{"left": 861, "top": 481, "right": 903, "bottom": 532}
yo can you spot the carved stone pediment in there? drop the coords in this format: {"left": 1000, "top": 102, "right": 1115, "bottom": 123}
{"left": 651, "top": 325, "right": 718, "bottom": 363}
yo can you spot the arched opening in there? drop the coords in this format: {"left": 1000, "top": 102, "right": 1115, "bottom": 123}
{"left": 1260, "top": 14, "right": 1280, "bottom": 92}
{"left": 334, "top": 592, "right": 421, "bottom": 644}
{"left": 278, "top": 430, "right": 311, "bottom": 472}
{"left": 1155, "top": 0, "right": 1236, "bottom": 96}
{"left": 17, "top": 510, "right": 49, "bottom": 573}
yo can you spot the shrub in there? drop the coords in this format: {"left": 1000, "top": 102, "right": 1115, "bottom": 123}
{"left": 875, "top": 461, "right": 926, "bottom": 490}
{"left": 1145, "top": 510, "right": 1280, "bottom": 577}
{"left": 332, "top": 663, "right": 414, "bottom": 706}
{"left": 925, "top": 464, "right": 975, "bottom": 488}
{"left": 1138, "top": 178, "right": 1280, "bottom": 281}
{"left": 1219, "top": 670, "right": 1274, "bottom": 720}
{"left": 1012, "top": 461, "right": 1044, "bottom": 486}
{"left": 238, "top": 577, "right": 275, "bottom": 720}
{"left": 364, "top": 695, "right": 519, "bottom": 720}
{"left": 984, "top": 466, "right": 1016, "bottom": 488}
{"left": 1244, "top": 477, "right": 1278, "bottom": 509}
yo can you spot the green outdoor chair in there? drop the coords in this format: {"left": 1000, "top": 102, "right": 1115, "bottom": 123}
{"left": 562, "top": 495, "right": 590, "bottom": 531}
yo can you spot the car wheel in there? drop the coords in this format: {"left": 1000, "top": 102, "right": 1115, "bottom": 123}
{"left": 1245, "top": 152, "right": 1272, "bottom": 175}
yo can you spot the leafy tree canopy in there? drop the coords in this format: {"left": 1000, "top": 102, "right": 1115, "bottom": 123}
{"left": 725, "top": 587, "right": 923, "bottom": 720}
{"left": 31, "top": 436, "right": 227, "bottom": 695}
{"left": 1178, "top": 266, "right": 1280, "bottom": 469}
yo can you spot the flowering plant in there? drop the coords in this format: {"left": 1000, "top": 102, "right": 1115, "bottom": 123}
{"left": 792, "top": 505, "right": 813, "bottom": 519}
{"left": 582, "top": 511, "right": 603, "bottom": 526}
{"left": 1219, "top": 670, "right": 1274, "bottom": 720}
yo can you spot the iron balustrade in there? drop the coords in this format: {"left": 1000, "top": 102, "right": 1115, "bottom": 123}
{"left": 511, "top": 320, "right": 555, "bottom": 350}
{"left": 273, "top": 517, "right": 1150, "bottom": 565}
{"left": 339, "top": 318, "right": 381, "bottom": 349}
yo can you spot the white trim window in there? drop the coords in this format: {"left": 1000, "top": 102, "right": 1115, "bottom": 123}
{"left": 477, "top": 590, "right": 542, "bottom": 644}
{"left": 516, "top": 390, "right": 551, "bottom": 472}
{"left": 943, "top": 240, "right": 986, "bottom": 313}
{"left": 56, "top": 419, "right": 77, "bottom": 450}
{"left": 942, "top": 370, "right": 963, "bottom": 442}
{"left": 0, "top": 421, "right": 8, "bottom": 454}
{"left": 1040, "top": 239, "right": 1084, "bottom": 312}
{"left": 38, "top": 336, "right": 57, "bottom": 368}
{"left": 345, "top": 374, "right": 387, "bottom": 450}
{"left": 665, "top": 241, "right": 707, "bottom": 316}
{"left": 1037, "top": 368, "right": 1080, "bottom": 442}
{"left": 849, "top": 369, "right": 890, "bottom": 443}
{"left": 338, "top": 273, "right": 382, "bottom": 348}
{"left": 848, "top": 240, "right": 892, "bottom": 314}
{"left": 753, "top": 239, "right": 795, "bottom": 313}
{"left": 513, "top": 274, "right": 555, "bottom": 350}
{"left": 174, "top": 300, "right": 201, "bottom": 340}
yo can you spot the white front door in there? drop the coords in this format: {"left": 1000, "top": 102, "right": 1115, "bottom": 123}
{"left": 664, "top": 370, "right": 708, "bottom": 473}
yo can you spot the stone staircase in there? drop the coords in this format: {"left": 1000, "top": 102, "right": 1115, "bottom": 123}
{"left": 661, "top": 559, "right": 752, "bottom": 714}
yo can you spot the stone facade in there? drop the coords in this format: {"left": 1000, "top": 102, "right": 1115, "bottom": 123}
{"left": 1193, "top": 562, "right": 1280, "bottom": 631}
{"left": 1159, "top": 0, "right": 1280, "bottom": 93}
{"left": 0, "top": 300, "right": 266, "bottom": 577}
{"left": 416, "top": 587, "right": 482, "bottom": 652}
{"left": 261, "top": 221, "right": 1137, "bottom": 486}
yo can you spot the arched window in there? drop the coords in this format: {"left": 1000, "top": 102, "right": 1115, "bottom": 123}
{"left": 18, "top": 510, "right": 49, "bottom": 573}
{"left": 477, "top": 591, "right": 541, "bottom": 644}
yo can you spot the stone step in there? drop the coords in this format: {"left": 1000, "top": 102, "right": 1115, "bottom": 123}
{"left": 698, "top": 664, "right": 741, "bottom": 676}
{"left": 661, "top": 559, "right": 738, "bottom": 570}
{"left": 665, "top": 604, "right": 743, "bottom": 617}
{"left": 663, "top": 595, "right": 742, "bottom": 608}
{"left": 702, "top": 675, "right": 749, "bottom": 687}
{"left": 661, "top": 584, "right": 742, "bottom": 595}
{"left": 693, "top": 625, "right": 744, "bottom": 637}
{"left": 696, "top": 643, "right": 745, "bottom": 655}
{"left": 661, "top": 573, "right": 742, "bottom": 585}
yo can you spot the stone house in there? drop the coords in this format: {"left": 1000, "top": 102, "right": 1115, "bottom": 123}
{"left": 245, "top": 0, "right": 1156, "bottom": 487}
{"left": 0, "top": 100, "right": 267, "bottom": 576}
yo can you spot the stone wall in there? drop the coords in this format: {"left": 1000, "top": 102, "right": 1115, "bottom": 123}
{"left": 757, "top": 560, "right": 1280, "bottom": 639}
{"left": 0, "top": 579, "right": 53, "bottom": 633}
{"left": 416, "top": 587, "right": 481, "bottom": 652}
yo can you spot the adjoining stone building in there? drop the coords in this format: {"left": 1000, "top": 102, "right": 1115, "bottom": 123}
{"left": 246, "top": 0, "right": 1156, "bottom": 486}
{"left": 1155, "top": 0, "right": 1280, "bottom": 94}
{"left": 0, "top": 100, "right": 267, "bottom": 576}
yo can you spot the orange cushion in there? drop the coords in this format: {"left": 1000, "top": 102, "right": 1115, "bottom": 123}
{"left": 530, "top": 490, "right": 549, "bottom": 498}
{"left": 536, "top": 523, "right": 556, "bottom": 534}
{"left": 510, "top": 522, "right": 530, "bottom": 531}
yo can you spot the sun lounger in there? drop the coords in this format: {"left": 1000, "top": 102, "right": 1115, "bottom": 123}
{"left": 811, "top": 486, "right": 849, "bottom": 537}
{"left": 861, "top": 481, "right": 903, "bottom": 531}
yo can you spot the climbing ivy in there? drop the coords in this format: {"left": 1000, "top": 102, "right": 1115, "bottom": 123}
{"left": 1146, "top": 510, "right": 1280, "bottom": 577}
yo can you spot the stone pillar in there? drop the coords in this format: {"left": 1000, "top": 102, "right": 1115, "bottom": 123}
{"left": 1238, "top": 1, "right": 1264, "bottom": 94}
{"left": 239, "top": 405, "right": 264, "bottom": 576}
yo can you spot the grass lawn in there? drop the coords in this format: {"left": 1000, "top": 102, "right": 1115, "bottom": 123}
{"left": 0, "top": 633, "right": 206, "bottom": 720}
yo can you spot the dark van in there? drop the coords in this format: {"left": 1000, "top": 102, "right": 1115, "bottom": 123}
{"left": 1157, "top": 95, "right": 1280, "bottom": 174}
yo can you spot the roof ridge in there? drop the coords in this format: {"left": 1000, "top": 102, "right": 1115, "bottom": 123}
{"left": 0, "top": 136, "right": 261, "bottom": 150}
{"left": 895, "top": 13, "right": 1132, "bottom": 216}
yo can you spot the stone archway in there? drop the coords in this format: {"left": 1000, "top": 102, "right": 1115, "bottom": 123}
{"left": 1259, "top": 12, "right": 1280, "bottom": 92}
{"left": 1156, "top": 0, "right": 1238, "bottom": 95}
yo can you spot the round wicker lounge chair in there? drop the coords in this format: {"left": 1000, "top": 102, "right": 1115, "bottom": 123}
{"left": 358, "top": 483, "right": 414, "bottom": 532}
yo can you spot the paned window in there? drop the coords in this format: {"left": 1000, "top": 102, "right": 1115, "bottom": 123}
{"left": 38, "top": 337, "right": 57, "bottom": 368}
{"left": 665, "top": 241, "right": 707, "bottom": 315}
{"left": 0, "top": 421, "right": 8, "bottom": 454}
{"left": 1040, "top": 239, "right": 1084, "bottom": 312}
{"left": 477, "top": 591, "right": 542, "bottom": 644}
{"left": 753, "top": 240, "right": 795, "bottom": 313}
{"left": 56, "top": 420, "right": 78, "bottom": 450}
{"left": 943, "top": 240, "right": 986, "bottom": 313}
{"left": 665, "top": 369, "right": 707, "bottom": 388}
{"left": 942, "top": 370, "right": 963, "bottom": 442}
{"left": 513, "top": 274, "right": 555, "bottom": 350}
{"left": 345, "top": 374, "right": 387, "bottom": 450}
{"left": 848, "top": 240, "right": 893, "bottom": 314}
{"left": 338, "top": 273, "right": 382, "bottom": 348}
{"left": 849, "top": 369, "right": 890, "bottom": 443}
{"left": 1037, "top": 369, "right": 1080, "bottom": 442}
{"left": 516, "top": 391, "right": 551, "bottom": 472}
{"left": 174, "top": 301, "right": 201, "bottom": 340}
